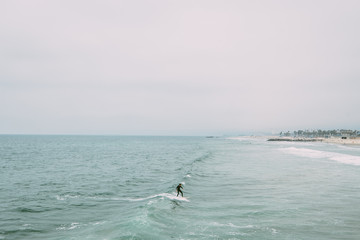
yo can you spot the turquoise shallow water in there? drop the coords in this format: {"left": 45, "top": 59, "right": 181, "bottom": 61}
{"left": 1, "top": 135, "right": 360, "bottom": 240}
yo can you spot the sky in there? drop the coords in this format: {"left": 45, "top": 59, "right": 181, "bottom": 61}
{"left": 1, "top": 0, "right": 360, "bottom": 136}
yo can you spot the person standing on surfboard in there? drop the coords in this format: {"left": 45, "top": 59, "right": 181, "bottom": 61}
{"left": 176, "top": 183, "right": 183, "bottom": 197}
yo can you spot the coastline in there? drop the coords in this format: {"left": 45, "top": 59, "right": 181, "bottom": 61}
{"left": 267, "top": 136, "right": 360, "bottom": 145}
{"left": 321, "top": 137, "right": 360, "bottom": 145}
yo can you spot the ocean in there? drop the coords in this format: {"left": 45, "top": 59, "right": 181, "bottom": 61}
{"left": 1, "top": 135, "right": 360, "bottom": 240}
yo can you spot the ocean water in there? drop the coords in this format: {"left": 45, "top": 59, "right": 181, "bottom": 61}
{"left": 1, "top": 135, "right": 360, "bottom": 240}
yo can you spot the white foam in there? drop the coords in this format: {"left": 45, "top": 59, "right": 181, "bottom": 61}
{"left": 56, "top": 193, "right": 190, "bottom": 203}
{"left": 211, "top": 222, "right": 254, "bottom": 229}
{"left": 162, "top": 193, "right": 190, "bottom": 202}
{"left": 119, "top": 193, "right": 190, "bottom": 202}
{"left": 56, "top": 194, "right": 80, "bottom": 201}
{"left": 280, "top": 147, "right": 360, "bottom": 166}
{"left": 68, "top": 222, "right": 80, "bottom": 230}
{"left": 56, "top": 222, "right": 80, "bottom": 231}
{"left": 56, "top": 221, "right": 104, "bottom": 231}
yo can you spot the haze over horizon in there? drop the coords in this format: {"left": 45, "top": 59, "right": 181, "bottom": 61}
{"left": 1, "top": 0, "right": 360, "bottom": 136}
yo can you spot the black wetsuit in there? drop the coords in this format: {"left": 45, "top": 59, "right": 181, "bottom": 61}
{"left": 176, "top": 184, "right": 183, "bottom": 197}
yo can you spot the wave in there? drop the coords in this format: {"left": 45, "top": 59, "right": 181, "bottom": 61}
{"left": 192, "top": 152, "right": 212, "bottom": 164}
{"left": 56, "top": 221, "right": 106, "bottom": 231}
{"left": 55, "top": 193, "right": 190, "bottom": 202}
{"left": 15, "top": 207, "right": 43, "bottom": 213}
{"left": 118, "top": 193, "right": 190, "bottom": 202}
{"left": 1, "top": 228, "right": 45, "bottom": 236}
{"left": 210, "top": 222, "right": 278, "bottom": 235}
{"left": 280, "top": 147, "right": 360, "bottom": 166}
{"left": 14, "top": 207, "right": 62, "bottom": 213}
{"left": 211, "top": 222, "right": 253, "bottom": 229}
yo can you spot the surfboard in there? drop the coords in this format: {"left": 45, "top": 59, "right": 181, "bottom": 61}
{"left": 170, "top": 195, "right": 190, "bottom": 202}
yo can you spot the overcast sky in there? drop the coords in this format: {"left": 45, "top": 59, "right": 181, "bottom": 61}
{"left": 1, "top": 0, "right": 359, "bottom": 135}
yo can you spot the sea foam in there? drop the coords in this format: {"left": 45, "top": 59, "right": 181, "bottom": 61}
{"left": 280, "top": 147, "right": 360, "bottom": 166}
{"left": 126, "top": 193, "right": 190, "bottom": 202}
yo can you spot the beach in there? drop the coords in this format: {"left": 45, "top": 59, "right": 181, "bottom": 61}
{"left": 321, "top": 137, "right": 360, "bottom": 145}
{"left": 265, "top": 136, "right": 360, "bottom": 145}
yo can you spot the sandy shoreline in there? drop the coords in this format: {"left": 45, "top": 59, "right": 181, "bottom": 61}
{"left": 268, "top": 137, "right": 360, "bottom": 145}
{"left": 230, "top": 136, "right": 360, "bottom": 146}
{"left": 320, "top": 137, "right": 360, "bottom": 145}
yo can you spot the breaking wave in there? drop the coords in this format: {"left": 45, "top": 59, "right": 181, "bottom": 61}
{"left": 280, "top": 147, "right": 360, "bottom": 166}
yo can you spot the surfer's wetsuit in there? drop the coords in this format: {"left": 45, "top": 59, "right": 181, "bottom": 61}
{"left": 176, "top": 184, "right": 183, "bottom": 197}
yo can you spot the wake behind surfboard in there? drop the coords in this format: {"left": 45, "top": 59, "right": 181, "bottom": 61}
{"left": 168, "top": 193, "right": 190, "bottom": 202}
{"left": 122, "top": 193, "right": 190, "bottom": 202}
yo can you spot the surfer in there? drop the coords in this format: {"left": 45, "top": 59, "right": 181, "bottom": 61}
{"left": 176, "top": 183, "right": 183, "bottom": 197}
